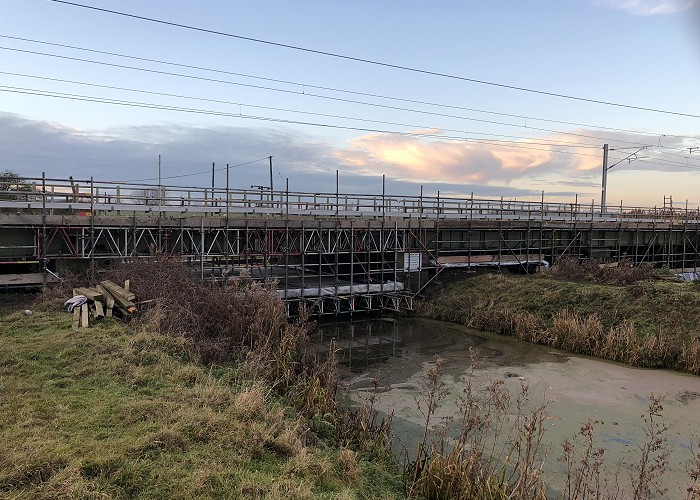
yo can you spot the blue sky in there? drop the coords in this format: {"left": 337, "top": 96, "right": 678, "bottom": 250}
{"left": 0, "top": 0, "right": 699, "bottom": 206}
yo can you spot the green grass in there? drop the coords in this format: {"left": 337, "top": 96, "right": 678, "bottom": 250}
{"left": 0, "top": 298, "right": 401, "bottom": 499}
{"left": 420, "top": 273, "right": 700, "bottom": 336}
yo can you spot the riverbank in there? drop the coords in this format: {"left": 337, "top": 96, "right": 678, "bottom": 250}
{"left": 416, "top": 270, "right": 700, "bottom": 374}
{"left": 0, "top": 264, "right": 402, "bottom": 498}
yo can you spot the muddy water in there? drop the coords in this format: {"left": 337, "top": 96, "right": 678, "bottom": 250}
{"left": 318, "top": 317, "right": 700, "bottom": 499}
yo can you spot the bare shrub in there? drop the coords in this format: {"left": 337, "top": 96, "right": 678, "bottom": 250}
{"left": 547, "top": 258, "right": 660, "bottom": 285}
{"left": 34, "top": 269, "right": 93, "bottom": 308}
{"left": 561, "top": 420, "right": 609, "bottom": 499}
{"left": 629, "top": 395, "right": 671, "bottom": 499}
{"left": 105, "top": 259, "right": 336, "bottom": 419}
{"left": 506, "top": 383, "right": 548, "bottom": 499}
{"left": 405, "top": 353, "right": 548, "bottom": 500}
{"left": 108, "top": 260, "right": 287, "bottom": 362}
{"left": 687, "top": 439, "right": 700, "bottom": 500}
{"left": 340, "top": 378, "right": 393, "bottom": 456}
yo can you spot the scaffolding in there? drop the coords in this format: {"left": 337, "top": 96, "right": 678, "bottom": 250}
{"left": 3, "top": 175, "right": 700, "bottom": 312}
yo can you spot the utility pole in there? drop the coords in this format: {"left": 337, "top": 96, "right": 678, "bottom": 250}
{"left": 600, "top": 144, "right": 609, "bottom": 214}
{"left": 225, "top": 163, "right": 230, "bottom": 275}
{"left": 269, "top": 156, "right": 274, "bottom": 192}
{"left": 158, "top": 154, "right": 162, "bottom": 205}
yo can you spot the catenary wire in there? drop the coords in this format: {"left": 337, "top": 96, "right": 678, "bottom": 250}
{"left": 0, "top": 71, "right": 611, "bottom": 150}
{"left": 0, "top": 85, "right": 608, "bottom": 159}
{"left": 3, "top": 34, "right": 694, "bottom": 142}
{"left": 0, "top": 152, "right": 214, "bottom": 165}
{"left": 48, "top": 0, "right": 700, "bottom": 120}
{"left": 18, "top": 83, "right": 699, "bottom": 173}
{"left": 0, "top": 46, "right": 654, "bottom": 147}
{"left": 115, "top": 157, "right": 271, "bottom": 183}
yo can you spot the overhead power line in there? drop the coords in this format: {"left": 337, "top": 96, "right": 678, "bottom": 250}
{"left": 116, "top": 157, "right": 270, "bottom": 183}
{"left": 3, "top": 34, "right": 690, "bottom": 141}
{"left": 0, "top": 46, "right": 653, "bottom": 147}
{"left": 0, "top": 85, "right": 606, "bottom": 159}
{"left": 0, "top": 152, "right": 211, "bottom": 165}
{"left": 49, "top": 0, "right": 700, "bottom": 120}
{"left": 0, "top": 71, "right": 612, "bottom": 150}
{"left": 628, "top": 159, "right": 700, "bottom": 172}
{"left": 5, "top": 83, "right": 694, "bottom": 172}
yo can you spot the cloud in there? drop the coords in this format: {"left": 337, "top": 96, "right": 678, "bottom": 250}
{"left": 593, "top": 0, "right": 696, "bottom": 15}
{"left": 0, "top": 113, "right": 339, "bottom": 191}
{"left": 335, "top": 130, "right": 598, "bottom": 186}
{"left": 1, "top": 112, "right": 696, "bottom": 205}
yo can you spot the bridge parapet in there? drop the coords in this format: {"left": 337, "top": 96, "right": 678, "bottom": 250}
{"left": 1, "top": 175, "right": 697, "bottom": 224}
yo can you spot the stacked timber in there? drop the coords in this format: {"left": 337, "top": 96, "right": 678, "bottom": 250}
{"left": 71, "top": 280, "right": 138, "bottom": 329}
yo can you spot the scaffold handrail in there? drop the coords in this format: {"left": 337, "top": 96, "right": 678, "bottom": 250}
{"left": 0, "top": 175, "right": 697, "bottom": 224}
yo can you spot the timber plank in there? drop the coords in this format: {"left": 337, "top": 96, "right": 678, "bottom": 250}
{"left": 100, "top": 280, "right": 136, "bottom": 301}
{"left": 100, "top": 281, "right": 137, "bottom": 314}
{"left": 95, "top": 285, "right": 114, "bottom": 317}
{"left": 73, "top": 287, "right": 103, "bottom": 301}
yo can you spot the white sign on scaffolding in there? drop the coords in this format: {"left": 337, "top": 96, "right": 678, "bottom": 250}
{"left": 403, "top": 252, "right": 422, "bottom": 271}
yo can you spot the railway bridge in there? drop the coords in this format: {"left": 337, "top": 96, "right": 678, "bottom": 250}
{"left": 2, "top": 175, "right": 700, "bottom": 316}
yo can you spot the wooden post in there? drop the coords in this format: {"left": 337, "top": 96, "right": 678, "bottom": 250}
{"left": 72, "top": 307, "right": 80, "bottom": 330}
{"left": 80, "top": 304, "right": 89, "bottom": 328}
{"left": 94, "top": 301, "right": 104, "bottom": 318}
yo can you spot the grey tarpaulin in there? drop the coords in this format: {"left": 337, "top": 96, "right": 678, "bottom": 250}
{"left": 64, "top": 295, "right": 87, "bottom": 313}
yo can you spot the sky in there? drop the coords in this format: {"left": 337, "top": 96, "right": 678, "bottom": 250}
{"left": 1, "top": 0, "right": 699, "bottom": 207}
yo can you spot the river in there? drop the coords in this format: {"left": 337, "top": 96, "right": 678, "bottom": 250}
{"left": 317, "top": 317, "right": 700, "bottom": 499}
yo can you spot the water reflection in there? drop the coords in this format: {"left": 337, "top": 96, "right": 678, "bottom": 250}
{"left": 317, "top": 319, "right": 401, "bottom": 371}
{"left": 316, "top": 316, "right": 561, "bottom": 372}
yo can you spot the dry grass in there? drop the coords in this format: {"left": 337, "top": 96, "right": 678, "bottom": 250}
{"left": 544, "top": 257, "right": 661, "bottom": 285}
{"left": 680, "top": 338, "right": 700, "bottom": 375}
{"left": 103, "top": 259, "right": 340, "bottom": 418}
{"left": 338, "top": 448, "right": 362, "bottom": 486}
{"left": 418, "top": 272, "right": 700, "bottom": 375}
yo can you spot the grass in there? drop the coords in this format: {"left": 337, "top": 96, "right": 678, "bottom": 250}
{"left": 8, "top": 258, "right": 698, "bottom": 498}
{"left": 416, "top": 271, "right": 700, "bottom": 373}
{"left": 0, "top": 297, "right": 401, "bottom": 499}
